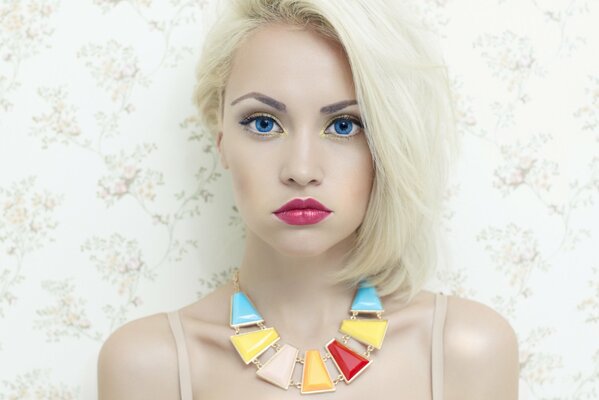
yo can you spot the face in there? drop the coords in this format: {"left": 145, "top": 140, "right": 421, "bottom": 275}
{"left": 217, "top": 23, "right": 374, "bottom": 257}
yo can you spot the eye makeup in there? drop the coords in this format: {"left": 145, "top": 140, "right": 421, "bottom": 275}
{"left": 238, "top": 112, "right": 287, "bottom": 139}
{"left": 237, "top": 111, "right": 364, "bottom": 141}
{"left": 321, "top": 113, "right": 364, "bottom": 142}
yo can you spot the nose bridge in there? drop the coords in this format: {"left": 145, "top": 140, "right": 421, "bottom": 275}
{"left": 280, "top": 124, "right": 324, "bottom": 185}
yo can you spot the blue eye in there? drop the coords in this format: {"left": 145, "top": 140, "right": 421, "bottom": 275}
{"left": 334, "top": 119, "right": 353, "bottom": 135}
{"left": 255, "top": 116, "right": 274, "bottom": 132}
{"left": 238, "top": 113, "right": 363, "bottom": 140}
{"left": 324, "top": 116, "right": 363, "bottom": 139}
{"left": 239, "top": 114, "right": 284, "bottom": 135}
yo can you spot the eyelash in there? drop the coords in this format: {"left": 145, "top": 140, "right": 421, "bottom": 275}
{"left": 238, "top": 112, "right": 364, "bottom": 141}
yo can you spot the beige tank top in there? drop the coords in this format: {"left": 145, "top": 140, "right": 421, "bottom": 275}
{"left": 166, "top": 292, "right": 448, "bottom": 400}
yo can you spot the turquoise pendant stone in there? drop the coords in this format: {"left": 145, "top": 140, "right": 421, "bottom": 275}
{"left": 350, "top": 282, "right": 383, "bottom": 313}
{"left": 230, "top": 291, "right": 264, "bottom": 327}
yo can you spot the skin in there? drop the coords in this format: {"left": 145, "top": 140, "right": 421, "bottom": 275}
{"left": 97, "top": 23, "right": 519, "bottom": 399}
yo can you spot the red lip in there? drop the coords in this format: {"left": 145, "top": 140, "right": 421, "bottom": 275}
{"left": 273, "top": 198, "right": 332, "bottom": 213}
{"left": 273, "top": 198, "right": 333, "bottom": 226}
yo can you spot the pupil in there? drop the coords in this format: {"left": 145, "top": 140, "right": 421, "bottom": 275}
{"left": 336, "top": 119, "right": 352, "bottom": 135}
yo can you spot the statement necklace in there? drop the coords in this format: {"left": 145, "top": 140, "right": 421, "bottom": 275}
{"left": 228, "top": 272, "right": 388, "bottom": 394}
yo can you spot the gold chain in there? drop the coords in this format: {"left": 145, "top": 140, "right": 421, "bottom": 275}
{"left": 232, "top": 270, "right": 240, "bottom": 292}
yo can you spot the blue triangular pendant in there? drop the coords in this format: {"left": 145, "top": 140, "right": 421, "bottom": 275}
{"left": 230, "top": 291, "right": 264, "bottom": 327}
{"left": 350, "top": 281, "right": 384, "bottom": 313}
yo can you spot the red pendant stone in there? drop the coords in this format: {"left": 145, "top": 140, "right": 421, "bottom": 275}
{"left": 326, "top": 339, "right": 371, "bottom": 382}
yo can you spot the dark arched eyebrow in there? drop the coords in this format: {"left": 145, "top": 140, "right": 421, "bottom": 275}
{"left": 230, "top": 91, "right": 357, "bottom": 114}
{"left": 231, "top": 92, "right": 286, "bottom": 112}
{"left": 320, "top": 100, "right": 358, "bottom": 114}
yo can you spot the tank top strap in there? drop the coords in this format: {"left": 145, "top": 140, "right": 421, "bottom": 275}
{"left": 431, "top": 292, "right": 448, "bottom": 400}
{"left": 166, "top": 310, "right": 193, "bottom": 400}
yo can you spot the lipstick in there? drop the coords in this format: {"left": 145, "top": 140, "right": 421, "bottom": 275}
{"left": 273, "top": 198, "right": 332, "bottom": 225}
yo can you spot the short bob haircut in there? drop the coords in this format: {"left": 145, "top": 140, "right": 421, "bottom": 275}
{"left": 193, "top": 0, "right": 459, "bottom": 303}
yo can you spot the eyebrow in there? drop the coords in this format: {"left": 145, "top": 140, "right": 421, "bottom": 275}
{"left": 230, "top": 91, "right": 358, "bottom": 114}
{"left": 321, "top": 99, "right": 358, "bottom": 114}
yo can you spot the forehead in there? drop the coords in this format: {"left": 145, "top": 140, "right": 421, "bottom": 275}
{"left": 225, "top": 23, "right": 355, "bottom": 103}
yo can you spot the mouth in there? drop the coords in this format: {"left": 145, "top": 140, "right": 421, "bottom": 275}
{"left": 273, "top": 198, "right": 332, "bottom": 226}
{"left": 273, "top": 198, "right": 332, "bottom": 213}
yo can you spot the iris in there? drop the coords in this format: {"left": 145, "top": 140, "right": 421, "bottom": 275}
{"left": 334, "top": 118, "right": 353, "bottom": 136}
{"left": 255, "top": 116, "right": 274, "bottom": 133}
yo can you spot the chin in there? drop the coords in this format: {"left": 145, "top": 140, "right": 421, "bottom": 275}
{"left": 271, "top": 231, "right": 357, "bottom": 258}
{"left": 272, "top": 238, "right": 333, "bottom": 258}
{"left": 277, "top": 248, "right": 329, "bottom": 258}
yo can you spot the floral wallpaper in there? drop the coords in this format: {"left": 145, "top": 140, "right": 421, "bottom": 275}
{"left": 0, "top": 0, "right": 597, "bottom": 399}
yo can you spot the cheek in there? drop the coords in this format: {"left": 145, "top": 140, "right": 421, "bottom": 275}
{"left": 228, "top": 146, "right": 271, "bottom": 205}
{"left": 333, "top": 150, "right": 374, "bottom": 206}
{"left": 353, "top": 166, "right": 374, "bottom": 203}
{"left": 229, "top": 158, "right": 253, "bottom": 197}
{"left": 348, "top": 145, "right": 374, "bottom": 193}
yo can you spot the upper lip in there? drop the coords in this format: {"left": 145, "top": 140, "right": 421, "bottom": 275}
{"left": 274, "top": 198, "right": 332, "bottom": 213}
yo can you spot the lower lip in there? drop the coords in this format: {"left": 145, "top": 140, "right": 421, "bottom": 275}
{"left": 274, "top": 209, "right": 332, "bottom": 225}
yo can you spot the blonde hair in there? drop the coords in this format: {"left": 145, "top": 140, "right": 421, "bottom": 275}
{"left": 193, "top": 0, "right": 459, "bottom": 303}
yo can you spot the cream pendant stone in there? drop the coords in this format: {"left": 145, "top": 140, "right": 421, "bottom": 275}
{"left": 256, "top": 344, "right": 299, "bottom": 390}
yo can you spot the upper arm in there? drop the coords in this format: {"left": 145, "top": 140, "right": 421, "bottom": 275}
{"left": 97, "top": 314, "right": 180, "bottom": 400}
{"left": 444, "top": 296, "right": 520, "bottom": 400}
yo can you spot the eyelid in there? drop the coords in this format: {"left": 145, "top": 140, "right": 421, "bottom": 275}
{"left": 323, "top": 113, "right": 364, "bottom": 128}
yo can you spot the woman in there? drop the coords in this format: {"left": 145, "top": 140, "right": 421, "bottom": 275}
{"left": 98, "top": 0, "right": 519, "bottom": 398}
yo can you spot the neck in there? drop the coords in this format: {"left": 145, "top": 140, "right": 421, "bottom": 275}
{"left": 235, "top": 229, "right": 359, "bottom": 344}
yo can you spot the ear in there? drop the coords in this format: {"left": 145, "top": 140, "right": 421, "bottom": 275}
{"left": 216, "top": 131, "right": 229, "bottom": 170}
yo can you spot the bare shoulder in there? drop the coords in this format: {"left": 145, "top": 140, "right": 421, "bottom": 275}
{"left": 97, "top": 312, "right": 179, "bottom": 400}
{"left": 443, "top": 294, "right": 520, "bottom": 400}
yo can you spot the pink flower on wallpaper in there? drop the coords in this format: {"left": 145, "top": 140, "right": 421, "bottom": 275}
{"left": 122, "top": 165, "right": 138, "bottom": 179}
{"left": 77, "top": 40, "right": 149, "bottom": 103}
{"left": 81, "top": 233, "right": 152, "bottom": 296}
{"left": 34, "top": 279, "right": 100, "bottom": 342}
{"left": 31, "top": 86, "right": 85, "bottom": 149}
{"left": 493, "top": 134, "right": 559, "bottom": 196}
{"left": 97, "top": 144, "right": 162, "bottom": 206}
{"left": 112, "top": 180, "right": 128, "bottom": 196}
{"left": 0, "top": 1, "right": 60, "bottom": 110}
{"left": 474, "top": 31, "right": 544, "bottom": 95}
{"left": 477, "top": 223, "right": 550, "bottom": 291}
{"left": 0, "top": 177, "right": 61, "bottom": 256}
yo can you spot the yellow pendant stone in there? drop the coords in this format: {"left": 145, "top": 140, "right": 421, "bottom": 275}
{"left": 301, "top": 350, "right": 335, "bottom": 394}
{"left": 339, "top": 319, "right": 388, "bottom": 349}
{"left": 230, "top": 327, "right": 280, "bottom": 364}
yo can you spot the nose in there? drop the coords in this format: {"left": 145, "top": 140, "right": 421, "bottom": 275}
{"left": 279, "top": 127, "right": 324, "bottom": 187}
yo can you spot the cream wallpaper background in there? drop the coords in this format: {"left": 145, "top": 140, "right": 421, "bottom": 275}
{"left": 0, "top": 0, "right": 597, "bottom": 398}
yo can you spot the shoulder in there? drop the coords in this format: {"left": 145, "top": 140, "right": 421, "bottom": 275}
{"left": 97, "top": 312, "right": 180, "bottom": 400}
{"left": 443, "top": 294, "right": 520, "bottom": 400}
